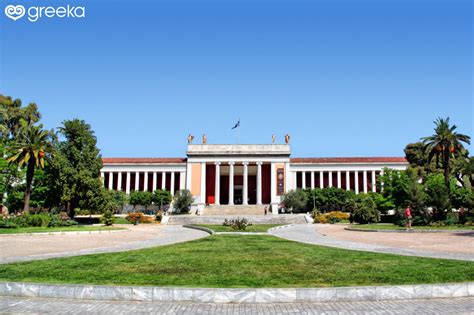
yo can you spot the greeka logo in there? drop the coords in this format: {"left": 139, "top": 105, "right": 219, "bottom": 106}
{"left": 4, "top": 4, "right": 85, "bottom": 22}
{"left": 4, "top": 4, "right": 25, "bottom": 21}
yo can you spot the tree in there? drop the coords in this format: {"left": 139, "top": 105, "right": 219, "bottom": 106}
{"left": 153, "top": 189, "right": 172, "bottom": 209}
{"left": 404, "top": 178, "right": 429, "bottom": 225}
{"left": 6, "top": 125, "right": 53, "bottom": 211}
{"left": 173, "top": 189, "right": 193, "bottom": 213}
{"left": 129, "top": 191, "right": 153, "bottom": 211}
{"left": 1, "top": 95, "right": 42, "bottom": 210}
{"left": 422, "top": 117, "right": 471, "bottom": 196}
{"left": 424, "top": 173, "right": 451, "bottom": 219}
{"left": 352, "top": 194, "right": 380, "bottom": 224}
{"left": 109, "top": 190, "right": 128, "bottom": 213}
{"left": 48, "top": 119, "right": 104, "bottom": 217}
{"left": 282, "top": 189, "right": 308, "bottom": 213}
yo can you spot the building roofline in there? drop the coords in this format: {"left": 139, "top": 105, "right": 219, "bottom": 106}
{"left": 102, "top": 158, "right": 186, "bottom": 164}
{"left": 102, "top": 157, "right": 407, "bottom": 164}
{"left": 290, "top": 157, "right": 408, "bottom": 164}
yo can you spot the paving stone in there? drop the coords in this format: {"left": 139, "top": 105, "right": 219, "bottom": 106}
{"left": 1, "top": 296, "right": 473, "bottom": 314}
{"left": 269, "top": 224, "right": 474, "bottom": 261}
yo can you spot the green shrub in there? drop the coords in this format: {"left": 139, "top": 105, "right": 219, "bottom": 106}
{"left": 223, "top": 218, "right": 252, "bottom": 231}
{"left": 444, "top": 212, "right": 459, "bottom": 226}
{"left": 282, "top": 189, "right": 308, "bottom": 213}
{"left": 173, "top": 190, "right": 193, "bottom": 214}
{"left": 24, "top": 213, "right": 51, "bottom": 227}
{"left": 352, "top": 195, "right": 380, "bottom": 224}
{"left": 114, "top": 217, "right": 131, "bottom": 224}
{"left": 101, "top": 210, "right": 115, "bottom": 226}
{"left": 0, "top": 217, "right": 18, "bottom": 228}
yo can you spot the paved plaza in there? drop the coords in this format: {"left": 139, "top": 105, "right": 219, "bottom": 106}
{"left": 0, "top": 225, "right": 208, "bottom": 264}
{"left": 1, "top": 296, "right": 473, "bottom": 314}
{"left": 270, "top": 224, "right": 474, "bottom": 261}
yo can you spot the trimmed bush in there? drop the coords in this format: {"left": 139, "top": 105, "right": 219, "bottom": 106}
{"left": 313, "top": 211, "right": 350, "bottom": 224}
{"left": 352, "top": 195, "right": 380, "bottom": 224}
{"left": 223, "top": 218, "right": 252, "bottom": 231}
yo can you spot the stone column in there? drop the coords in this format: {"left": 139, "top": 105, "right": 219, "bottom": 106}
{"left": 100, "top": 172, "right": 105, "bottom": 185}
{"left": 380, "top": 169, "right": 385, "bottom": 191}
{"left": 293, "top": 172, "right": 297, "bottom": 190}
{"left": 126, "top": 172, "right": 131, "bottom": 194}
{"left": 117, "top": 172, "right": 122, "bottom": 191}
{"left": 311, "top": 172, "right": 315, "bottom": 189}
{"left": 135, "top": 172, "right": 139, "bottom": 191}
{"left": 228, "top": 162, "right": 235, "bottom": 205}
{"left": 371, "top": 170, "right": 376, "bottom": 192}
{"left": 242, "top": 162, "right": 248, "bottom": 205}
{"left": 179, "top": 171, "right": 186, "bottom": 191}
{"left": 319, "top": 171, "right": 324, "bottom": 188}
{"left": 302, "top": 171, "right": 306, "bottom": 189}
{"left": 144, "top": 171, "right": 148, "bottom": 191}
{"left": 354, "top": 171, "right": 359, "bottom": 194}
{"left": 270, "top": 162, "right": 277, "bottom": 204}
{"left": 345, "top": 171, "right": 350, "bottom": 191}
{"left": 285, "top": 163, "right": 291, "bottom": 192}
{"left": 256, "top": 162, "right": 262, "bottom": 205}
{"left": 108, "top": 172, "right": 114, "bottom": 190}
{"left": 152, "top": 172, "right": 157, "bottom": 191}
{"left": 337, "top": 171, "right": 341, "bottom": 189}
{"left": 328, "top": 171, "right": 333, "bottom": 187}
{"left": 363, "top": 170, "right": 368, "bottom": 193}
{"left": 215, "top": 162, "right": 221, "bottom": 205}
{"left": 185, "top": 163, "right": 192, "bottom": 190}
{"left": 171, "top": 172, "right": 175, "bottom": 195}
{"left": 200, "top": 163, "right": 206, "bottom": 204}
{"left": 161, "top": 172, "right": 166, "bottom": 190}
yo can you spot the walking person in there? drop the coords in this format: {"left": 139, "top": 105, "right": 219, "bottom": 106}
{"left": 405, "top": 206, "right": 413, "bottom": 231}
{"left": 264, "top": 206, "right": 268, "bottom": 216}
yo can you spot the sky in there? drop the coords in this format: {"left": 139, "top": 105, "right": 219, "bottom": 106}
{"left": 0, "top": 0, "right": 472, "bottom": 158}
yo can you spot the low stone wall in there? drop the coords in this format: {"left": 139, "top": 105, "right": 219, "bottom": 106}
{"left": 1, "top": 282, "right": 472, "bottom": 303}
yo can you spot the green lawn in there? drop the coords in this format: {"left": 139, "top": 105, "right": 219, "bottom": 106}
{"left": 193, "top": 224, "right": 282, "bottom": 232}
{"left": 0, "top": 235, "right": 472, "bottom": 288}
{"left": 349, "top": 224, "right": 474, "bottom": 231}
{"left": 0, "top": 226, "right": 124, "bottom": 234}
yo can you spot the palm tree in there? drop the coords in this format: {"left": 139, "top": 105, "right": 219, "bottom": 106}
{"left": 422, "top": 117, "right": 471, "bottom": 195}
{"left": 6, "top": 125, "right": 53, "bottom": 212}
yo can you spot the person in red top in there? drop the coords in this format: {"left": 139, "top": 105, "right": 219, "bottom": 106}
{"left": 405, "top": 206, "right": 413, "bottom": 230}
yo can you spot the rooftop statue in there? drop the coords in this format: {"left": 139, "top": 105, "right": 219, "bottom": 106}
{"left": 285, "top": 134, "right": 290, "bottom": 144}
{"left": 202, "top": 134, "right": 207, "bottom": 144}
{"left": 272, "top": 134, "right": 276, "bottom": 144}
{"left": 187, "top": 134, "right": 194, "bottom": 144}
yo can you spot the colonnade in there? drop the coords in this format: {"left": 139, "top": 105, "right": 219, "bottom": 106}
{"left": 293, "top": 170, "right": 383, "bottom": 194}
{"left": 200, "top": 161, "right": 264, "bottom": 205}
{"left": 101, "top": 171, "right": 185, "bottom": 195}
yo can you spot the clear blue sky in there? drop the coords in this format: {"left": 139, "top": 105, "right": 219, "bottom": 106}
{"left": 1, "top": 0, "right": 472, "bottom": 158}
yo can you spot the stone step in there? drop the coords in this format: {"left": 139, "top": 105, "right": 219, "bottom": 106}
{"left": 167, "top": 214, "right": 307, "bottom": 225}
{"left": 203, "top": 205, "right": 269, "bottom": 216}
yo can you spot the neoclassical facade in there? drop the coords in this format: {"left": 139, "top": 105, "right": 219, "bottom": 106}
{"left": 101, "top": 143, "right": 408, "bottom": 213}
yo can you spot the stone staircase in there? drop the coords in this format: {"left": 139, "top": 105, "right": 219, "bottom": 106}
{"left": 203, "top": 205, "right": 268, "bottom": 216}
{"left": 167, "top": 214, "right": 307, "bottom": 225}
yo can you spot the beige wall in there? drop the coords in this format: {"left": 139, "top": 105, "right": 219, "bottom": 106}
{"left": 191, "top": 163, "right": 201, "bottom": 196}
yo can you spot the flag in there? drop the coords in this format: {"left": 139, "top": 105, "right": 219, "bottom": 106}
{"left": 231, "top": 119, "right": 240, "bottom": 129}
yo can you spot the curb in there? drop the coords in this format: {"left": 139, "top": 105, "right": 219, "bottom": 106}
{"left": 0, "top": 229, "right": 126, "bottom": 236}
{"left": 183, "top": 225, "right": 214, "bottom": 235}
{"left": 344, "top": 227, "right": 474, "bottom": 234}
{"left": 267, "top": 224, "right": 295, "bottom": 233}
{"left": 0, "top": 282, "right": 472, "bottom": 303}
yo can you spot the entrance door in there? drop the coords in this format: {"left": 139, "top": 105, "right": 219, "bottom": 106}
{"left": 234, "top": 185, "right": 243, "bottom": 205}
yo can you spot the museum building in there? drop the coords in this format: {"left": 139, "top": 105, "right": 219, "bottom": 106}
{"left": 100, "top": 141, "right": 408, "bottom": 213}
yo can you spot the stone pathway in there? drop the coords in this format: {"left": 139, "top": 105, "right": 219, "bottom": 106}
{"left": 0, "top": 225, "right": 208, "bottom": 264}
{"left": 1, "top": 296, "right": 472, "bottom": 314}
{"left": 269, "top": 224, "right": 474, "bottom": 261}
